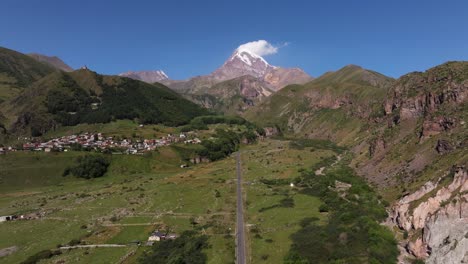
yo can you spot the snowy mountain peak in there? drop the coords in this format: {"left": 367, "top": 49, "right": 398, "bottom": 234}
{"left": 119, "top": 70, "right": 169, "bottom": 83}
{"left": 211, "top": 49, "right": 275, "bottom": 81}
{"left": 231, "top": 49, "right": 270, "bottom": 67}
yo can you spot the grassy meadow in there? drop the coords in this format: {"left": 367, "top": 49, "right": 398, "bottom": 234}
{"left": 0, "top": 137, "right": 393, "bottom": 264}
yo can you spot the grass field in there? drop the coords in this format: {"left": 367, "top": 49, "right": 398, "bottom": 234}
{"left": 0, "top": 144, "right": 238, "bottom": 263}
{"left": 0, "top": 138, "right": 339, "bottom": 264}
{"left": 241, "top": 140, "right": 334, "bottom": 263}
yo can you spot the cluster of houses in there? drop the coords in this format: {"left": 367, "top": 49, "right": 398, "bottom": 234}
{"left": 0, "top": 132, "right": 202, "bottom": 155}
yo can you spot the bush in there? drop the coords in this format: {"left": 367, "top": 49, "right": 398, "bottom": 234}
{"left": 318, "top": 204, "right": 329, "bottom": 212}
{"left": 21, "top": 249, "right": 62, "bottom": 264}
{"left": 64, "top": 155, "right": 110, "bottom": 179}
{"left": 68, "top": 239, "right": 81, "bottom": 246}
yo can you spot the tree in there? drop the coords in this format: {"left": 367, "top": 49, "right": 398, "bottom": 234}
{"left": 64, "top": 155, "right": 110, "bottom": 179}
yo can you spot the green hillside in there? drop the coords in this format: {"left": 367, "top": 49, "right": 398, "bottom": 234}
{"left": 245, "top": 65, "right": 394, "bottom": 144}
{"left": 0, "top": 47, "right": 57, "bottom": 102}
{"left": 0, "top": 50, "right": 208, "bottom": 137}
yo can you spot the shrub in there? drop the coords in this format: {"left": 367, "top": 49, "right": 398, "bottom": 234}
{"left": 21, "top": 249, "right": 62, "bottom": 264}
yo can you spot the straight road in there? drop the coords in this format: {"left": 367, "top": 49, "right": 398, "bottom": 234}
{"left": 235, "top": 152, "right": 247, "bottom": 264}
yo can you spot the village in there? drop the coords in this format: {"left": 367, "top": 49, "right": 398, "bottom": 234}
{"left": 0, "top": 132, "right": 202, "bottom": 155}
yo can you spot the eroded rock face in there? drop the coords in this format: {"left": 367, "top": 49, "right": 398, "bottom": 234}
{"left": 263, "top": 127, "right": 280, "bottom": 137}
{"left": 369, "top": 137, "right": 386, "bottom": 157}
{"left": 384, "top": 63, "right": 468, "bottom": 121}
{"left": 421, "top": 117, "right": 456, "bottom": 139}
{"left": 390, "top": 166, "right": 468, "bottom": 263}
{"left": 436, "top": 139, "right": 454, "bottom": 154}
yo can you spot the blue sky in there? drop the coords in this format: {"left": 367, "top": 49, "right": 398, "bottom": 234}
{"left": 1, "top": 0, "right": 468, "bottom": 79}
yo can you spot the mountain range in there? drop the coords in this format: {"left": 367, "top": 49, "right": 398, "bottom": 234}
{"left": 0, "top": 44, "right": 467, "bottom": 263}
{"left": 119, "top": 45, "right": 313, "bottom": 115}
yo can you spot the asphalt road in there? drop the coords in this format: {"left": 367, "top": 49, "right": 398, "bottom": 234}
{"left": 236, "top": 152, "right": 247, "bottom": 264}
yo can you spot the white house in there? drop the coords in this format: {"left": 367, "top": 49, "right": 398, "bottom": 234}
{"left": 148, "top": 231, "right": 166, "bottom": 242}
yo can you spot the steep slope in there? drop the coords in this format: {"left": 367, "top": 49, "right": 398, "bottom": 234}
{"left": 246, "top": 64, "right": 393, "bottom": 142}
{"left": 0, "top": 68, "right": 207, "bottom": 137}
{"left": 359, "top": 62, "right": 468, "bottom": 264}
{"left": 248, "top": 61, "right": 468, "bottom": 263}
{"left": 28, "top": 53, "right": 73, "bottom": 72}
{"left": 118, "top": 70, "right": 168, "bottom": 83}
{"left": 0, "top": 47, "right": 57, "bottom": 102}
{"left": 211, "top": 49, "right": 275, "bottom": 81}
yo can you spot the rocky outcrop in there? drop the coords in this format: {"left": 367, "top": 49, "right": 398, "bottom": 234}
{"left": 190, "top": 156, "right": 210, "bottom": 164}
{"left": 305, "top": 90, "right": 351, "bottom": 110}
{"left": 263, "top": 126, "right": 280, "bottom": 137}
{"left": 263, "top": 67, "right": 313, "bottom": 91}
{"left": 384, "top": 62, "right": 468, "bottom": 121}
{"left": 435, "top": 139, "right": 454, "bottom": 154}
{"left": 369, "top": 137, "right": 386, "bottom": 157}
{"left": 390, "top": 166, "right": 468, "bottom": 263}
{"left": 421, "top": 117, "right": 456, "bottom": 139}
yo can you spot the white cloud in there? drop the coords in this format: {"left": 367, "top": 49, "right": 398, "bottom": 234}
{"left": 236, "top": 40, "right": 283, "bottom": 57}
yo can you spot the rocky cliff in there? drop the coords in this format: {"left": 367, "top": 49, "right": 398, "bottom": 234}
{"left": 389, "top": 166, "right": 468, "bottom": 263}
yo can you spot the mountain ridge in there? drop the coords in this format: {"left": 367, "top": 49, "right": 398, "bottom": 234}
{"left": 28, "top": 53, "right": 73, "bottom": 72}
{"left": 118, "top": 70, "right": 169, "bottom": 83}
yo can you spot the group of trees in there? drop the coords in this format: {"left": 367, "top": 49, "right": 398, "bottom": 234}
{"left": 46, "top": 75, "right": 207, "bottom": 128}
{"left": 285, "top": 163, "right": 398, "bottom": 264}
{"left": 63, "top": 155, "right": 110, "bottom": 179}
{"left": 195, "top": 128, "right": 258, "bottom": 161}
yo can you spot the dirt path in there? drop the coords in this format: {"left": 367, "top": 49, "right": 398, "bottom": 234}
{"left": 59, "top": 244, "right": 127, "bottom": 249}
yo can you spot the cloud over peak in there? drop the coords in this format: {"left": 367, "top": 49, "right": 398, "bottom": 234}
{"left": 236, "top": 40, "right": 283, "bottom": 57}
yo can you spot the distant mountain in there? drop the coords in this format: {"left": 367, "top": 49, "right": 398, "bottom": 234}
{"left": 28, "top": 53, "right": 73, "bottom": 72}
{"left": 166, "top": 48, "right": 312, "bottom": 93}
{"left": 160, "top": 44, "right": 312, "bottom": 113}
{"left": 212, "top": 49, "right": 275, "bottom": 81}
{"left": 119, "top": 70, "right": 169, "bottom": 83}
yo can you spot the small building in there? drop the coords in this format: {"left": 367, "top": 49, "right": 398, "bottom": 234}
{"left": 0, "top": 215, "right": 14, "bottom": 222}
{"left": 148, "top": 231, "right": 166, "bottom": 242}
